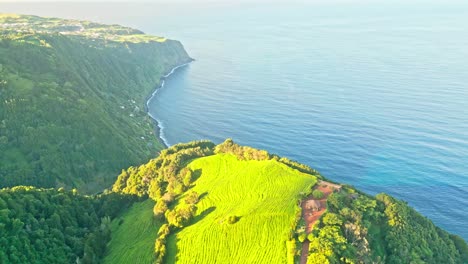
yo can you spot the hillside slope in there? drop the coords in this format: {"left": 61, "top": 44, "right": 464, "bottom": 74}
{"left": 170, "top": 154, "right": 317, "bottom": 263}
{"left": 0, "top": 140, "right": 466, "bottom": 263}
{"left": 0, "top": 14, "right": 191, "bottom": 192}
{"left": 0, "top": 186, "right": 136, "bottom": 263}
{"left": 110, "top": 140, "right": 468, "bottom": 264}
{"left": 104, "top": 199, "right": 160, "bottom": 264}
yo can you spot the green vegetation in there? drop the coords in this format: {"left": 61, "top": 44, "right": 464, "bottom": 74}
{"left": 0, "top": 139, "right": 467, "bottom": 263}
{"left": 0, "top": 14, "right": 191, "bottom": 192}
{"left": 303, "top": 188, "right": 466, "bottom": 264}
{"left": 103, "top": 200, "right": 159, "bottom": 264}
{"left": 0, "top": 186, "right": 135, "bottom": 263}
{"left": 312, "top": 189, "right": 324, "bottom": 199}
{"left": 1, "top": 13, "right": 466, "bottom": 264}
{"left": 0, "top": 14, "right": 166, "bottom": 43}
{"left": 170, "top": 154, "right": 317, "bottom": 263}
{"left": 110, "top": 139, "right": 317, "bottom": 263}
{"left": 110, "top": 140, "right": 467, "bottom": 264}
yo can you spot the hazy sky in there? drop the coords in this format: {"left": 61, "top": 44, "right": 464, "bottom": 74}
{"left": 0, "top": 0, "right": 418, "bottom": 2}
{"left": 0, "top": 0, "right": 458, "bottom": 3}
{"left": 3, "top": 0, "right": 329, "bottom": 1}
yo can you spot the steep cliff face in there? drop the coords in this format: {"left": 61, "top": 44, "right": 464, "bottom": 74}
{"left": 0, "top": 15, "right": 191, "bottom": 191}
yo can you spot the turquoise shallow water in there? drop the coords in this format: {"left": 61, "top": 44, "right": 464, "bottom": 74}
{"left": 4, "top": 1, "right": 468, "bottom": 239}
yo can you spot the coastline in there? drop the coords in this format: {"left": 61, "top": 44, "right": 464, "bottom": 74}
{"left": 145, "top": 59, "right": 194, "bottom": 148}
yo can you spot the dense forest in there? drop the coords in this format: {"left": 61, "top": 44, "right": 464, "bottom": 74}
{"left": 0, "top": 186, "right": 136, "bottom": 263}
{"left": 0, "top": 14, "right": 191, "bottom": 192}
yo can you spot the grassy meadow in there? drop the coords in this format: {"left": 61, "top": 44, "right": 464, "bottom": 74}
{"left": 167, "top": 154, "right": 317, "bottom": 263}
{"left": 104, "top": 200, "right": 160, "bottom": 264}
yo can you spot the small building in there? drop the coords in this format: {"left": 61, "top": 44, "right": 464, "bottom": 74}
{"left": 318, "top": 180, "right": 342, "bottom": 192}
{"left": 305, "top": 200, "right": 321, "bottom": 211}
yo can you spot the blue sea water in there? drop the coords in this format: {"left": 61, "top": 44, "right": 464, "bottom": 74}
{"left": 147, "top": 2, "right": 468, "bottom": 240}
{"left": 3, "top": 1, "right": 467, "bottom": 239}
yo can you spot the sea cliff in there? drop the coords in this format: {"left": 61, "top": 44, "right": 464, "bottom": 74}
{"left": 0, "top": 14, "right": 191, "bottom": 191}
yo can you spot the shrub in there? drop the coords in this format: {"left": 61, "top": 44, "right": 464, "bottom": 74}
{"left": 153, "top": 200, "right": 168, "bottom": 218}
{"left": 322, "top": 213, "right": 343, "bottom": 226}
{"left": 184, "top": 191, "right": 199, "bottom": 205}
{"left": 298, "top": 232, "right": 307, "bottom": 242}
{"left": 227, "top": 215, "right": 239, "bottom": 224}
{"left": 312, "top": 190, "right": 324, "bottom": 199}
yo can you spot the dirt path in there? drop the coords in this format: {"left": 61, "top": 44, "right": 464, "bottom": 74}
{"left": 299, "top": 181, "right": 339, "bottom": 264}
{"left": 300, "top": 240, "right": 310, "bottom": 264}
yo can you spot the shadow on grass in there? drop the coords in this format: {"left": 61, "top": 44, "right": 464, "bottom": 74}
{"left": 187, "top": 169, "right": 203, "bottom": 189}
{"left": 192, "top": 206, "right": 215, "bottom": 225}
{"left": 165, "top": 206, "right": 216, "bottom": 264}
{"left": 199, "top": 191, "right": 208, "bottom": 201}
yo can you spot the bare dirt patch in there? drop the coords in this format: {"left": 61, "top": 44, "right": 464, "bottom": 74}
{"left": 299, "top": 181, "right": 340, "bottom": 264}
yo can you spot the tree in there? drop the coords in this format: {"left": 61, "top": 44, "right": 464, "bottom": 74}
{"left": 153, "top": 200, "right": 168, "bottom": 218}
{"left": 227, "top": 215, "right": 239, "bottom": 224}
{"left": 307, "top": 253, "right": 330, "bottom": 264}
{"left": 322, "top": 213, "right": 343, "bottom": 226}
{"left": 312, "top": 190, "right": 324, "bottom": 199}
{"left": 298, "top": 232, "right": 307, "bottom": 242}
{"left": 184, "top": 191, "right": 199, "bottom": 205}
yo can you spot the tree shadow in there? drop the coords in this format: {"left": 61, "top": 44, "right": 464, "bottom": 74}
{"left": 198, "top": 191, "right": 208, "bottom": 201}
{"left": 165, "top": 206, "right": 216, "bottom": 264}
{"left": 192, "top": 206, "right": 215, "bottom": 225}
{"left": 191, "top": 169, "right": 203, "bottom": 182}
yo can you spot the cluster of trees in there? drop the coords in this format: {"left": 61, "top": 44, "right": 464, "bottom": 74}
{"left": 376, "top": 193, "right": 466, "bottom": 264}
{"left": 214, "top": 138, "right": 271, "bottom": 161}
{"left": 112, "top": 141, "right": 215, "bottom": 263}
{"left": 298, "top": 187, "right": 467, "bottom": 264}
{"left": 215, "top": 139, "right": 321, "bottom": 176}
{"left": 0, "top": 186, "right": 136, "bottom": 263}
{"left": 0, "top": 15, "right": 191, "bottom": 192}
{"left": 112, "top": 140, "right": 215, "bottom": 198}
{"left": 154, "top": 191, "right": 200, "bottom": 263}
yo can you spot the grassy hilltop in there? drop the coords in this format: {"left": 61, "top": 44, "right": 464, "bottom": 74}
{"left": 173, "top": 154, "right": 316, "bottom": 263}
{"left": 107, "top": 153, "right": 316, "bottom": 264}
{"left": 0, "top": 14, "right": 192, "bottom": 192}
{"left": 107, "top": 140, "right": 468, "bottom": 264}
{"left": 106, "top": 139, "right": 320, "bottom": 264}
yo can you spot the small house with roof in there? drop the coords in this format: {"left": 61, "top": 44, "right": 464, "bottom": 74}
{"left": 305, "top": 200, "right": 321, "bottom": 211}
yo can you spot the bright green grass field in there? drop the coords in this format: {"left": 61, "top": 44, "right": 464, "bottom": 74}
{"left": 104, "top": 199, "right": 160, "bottom": 264}
{"left": 169, "top": 154, "right": 317, "bottom": 264}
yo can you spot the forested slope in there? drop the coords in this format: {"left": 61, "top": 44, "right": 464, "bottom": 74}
{"left": 0, "top": 186, "right": 136, "bottom": 263}
{"left": 0, "top": 14, "right": 192, "bottom": 192}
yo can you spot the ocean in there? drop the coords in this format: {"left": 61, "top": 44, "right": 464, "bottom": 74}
{"left": 3, "top": 1, "right": 467, "bottom": 240}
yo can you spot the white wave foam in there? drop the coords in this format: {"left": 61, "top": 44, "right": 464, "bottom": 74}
{"left": 146, "top": 62, "right": 191, "bottom": 147}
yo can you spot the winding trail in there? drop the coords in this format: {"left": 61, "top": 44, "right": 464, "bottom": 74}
{"left": 299, "top": 181, "right": 340, "bottom": 264}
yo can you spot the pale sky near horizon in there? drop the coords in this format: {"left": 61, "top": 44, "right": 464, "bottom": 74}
{"left": 0, "top": 0, "right": 426, "bottom": 1}
{"left": 0, "top": 0, "right": 457, "bottom": 3}
{"left": 2, "top": 0, "right": 329, "bottom": 1}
